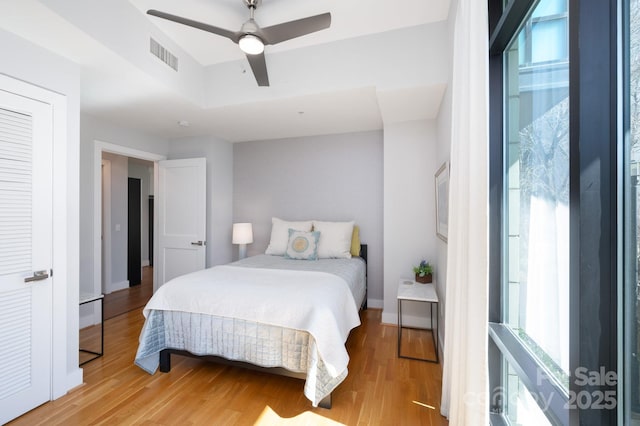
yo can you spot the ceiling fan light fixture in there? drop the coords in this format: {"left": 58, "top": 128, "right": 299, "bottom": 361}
{"left": 239, "top": 34, "right": 264, "bottom": 55}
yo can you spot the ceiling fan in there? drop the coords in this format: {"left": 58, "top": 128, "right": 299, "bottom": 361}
{"left": 147, "top": 0, "right": 332, "bottom": 87}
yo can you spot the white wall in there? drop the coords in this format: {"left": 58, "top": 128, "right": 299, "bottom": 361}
{"left": 168, "top": 136, "right": 234, "bottom": 267}
{"left": 233, "top": 131, "right": 384, "bottom": 305}
{"left": 433, "top": 0, "right": 458, "bottom": 353}
{"left": 0, "top": 29, "right": 82, "bottom": 396}
{"left": 383, "top": 120, "right": 439, "bottom": 326}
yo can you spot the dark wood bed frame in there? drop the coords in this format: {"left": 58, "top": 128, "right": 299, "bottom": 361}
{"left": 158, "top": 244, "right": 368, "bottom": 409}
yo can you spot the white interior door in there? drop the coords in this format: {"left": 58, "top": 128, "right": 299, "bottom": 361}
{"left": 157, "top": 158, "right": 206, "bottom": 287}
{"left": 0, "top": 89, "right": 53, "bottom": 424}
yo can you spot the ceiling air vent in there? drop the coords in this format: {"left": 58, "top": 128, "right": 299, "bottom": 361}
{"left": 150, "top": 38, "right": 178, "bottom": 71}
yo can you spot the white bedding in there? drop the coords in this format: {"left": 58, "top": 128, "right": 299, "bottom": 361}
{"left": 143, "top": 264, "right": 361, "bottom": 377}
{"left": 231, "top": 254, "right": 367, "bottom": 309}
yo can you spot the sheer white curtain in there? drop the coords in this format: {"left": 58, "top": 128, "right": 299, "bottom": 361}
{"left": 439, "top": 0, "right": 489, "bottom": 424}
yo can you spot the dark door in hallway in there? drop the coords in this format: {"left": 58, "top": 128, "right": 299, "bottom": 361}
{"left": 127, "top": 177, "right": 141, "bottom": 286}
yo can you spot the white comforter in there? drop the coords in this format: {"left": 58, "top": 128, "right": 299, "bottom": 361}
{"left": 143, "top": 264, "right": 361, "bottom": 377}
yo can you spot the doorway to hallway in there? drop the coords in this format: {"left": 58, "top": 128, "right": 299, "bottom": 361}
{"left": 103, "top": 265, "right": 153, "bottom": 320}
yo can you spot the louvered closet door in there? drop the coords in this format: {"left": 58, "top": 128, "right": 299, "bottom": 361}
{"left": 0, "top": 88, "right": 53, "bottom": 425}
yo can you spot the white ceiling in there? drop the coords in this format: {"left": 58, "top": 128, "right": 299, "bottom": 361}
{"left": 129, "top": 0, "right": 450, "bottom": 66}
{"left": 0, "top": 0, "right": 452, "bottom": 142}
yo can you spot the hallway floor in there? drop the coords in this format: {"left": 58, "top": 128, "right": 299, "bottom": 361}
{"left": 103, "top": 266, "right": 153, "bottom": 320}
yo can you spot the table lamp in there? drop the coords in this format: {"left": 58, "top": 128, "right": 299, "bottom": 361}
{"left": 232, "top": 222, "right": 253, "bottom": 259}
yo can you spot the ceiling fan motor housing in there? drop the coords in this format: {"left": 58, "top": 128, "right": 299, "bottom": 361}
{"left": 244, "top": 0, "right": 262, "bottom": 9}
{"left": 241, "top": 19, "right": 260, "bottom": 35}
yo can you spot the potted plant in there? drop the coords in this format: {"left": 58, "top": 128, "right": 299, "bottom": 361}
{"left": 413, "top": 260, "right": 433, "bottom": 284}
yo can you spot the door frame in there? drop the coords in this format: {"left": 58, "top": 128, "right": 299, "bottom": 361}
{"left": 101, "top": 159, "right": 111, "bottom": 296}
{"left": 93, "top": 141, "right": 165, "bottom": 321}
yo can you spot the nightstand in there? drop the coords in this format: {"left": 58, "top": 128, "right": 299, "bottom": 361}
{"left": 79, "top": 293, "right": 104, "bottom": 365}
{"left": 397, "top": 279, "right": 439, "bottom": 363}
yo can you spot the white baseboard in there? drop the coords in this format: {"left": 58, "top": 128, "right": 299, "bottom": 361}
{"left": 367, "top": 298, "right": 383, "bottom": 309}
{"left": 79, "top": 313, "right": 93, "bottom": 329}
{"left": 381, "top": 311, "right": 394, "bottom": 325}
{"left": 78, "top": 298, "right": 102, "bottom": 329}
{"left": 106, "top": 280, "right": 128, "bottom": 294}
{"left": 142, "top": 259, "right": 150, "bottom": 267}
{"left": 64, "top": 368, "right": 83, "bottom": 398}
{"left": 382, "top": 309, "right": 442, "bottom": 361}
{"left": 381, "top": 310, "right": 434, "bottom": 328}
{"left": 79, "top": 309, "right": 102, "bottom": 329}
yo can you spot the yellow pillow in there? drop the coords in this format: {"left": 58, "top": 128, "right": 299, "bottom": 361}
{"left": 350, "top": 225, "right": 361, "bottom": 257}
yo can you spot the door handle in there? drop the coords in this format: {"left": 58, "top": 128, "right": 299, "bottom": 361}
{"left": 190, "top": 241, "right": 204, "bottom": 246}
{"left": 25, "top": 270, "right": 49, "bottom": 283}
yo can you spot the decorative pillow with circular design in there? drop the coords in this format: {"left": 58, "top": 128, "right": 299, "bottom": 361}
{"left": 284, "top": 229, "right": 320, "bottom": 260}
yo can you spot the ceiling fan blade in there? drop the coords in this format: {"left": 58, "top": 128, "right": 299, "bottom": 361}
{"left": 147, "top": 10, "right": 240, "bottom": 43}
{"left": 246, "top": 53, "right": 270, "bottom": 87}
{"left": 260, "top": 12, "right": 331, "bottom": 45}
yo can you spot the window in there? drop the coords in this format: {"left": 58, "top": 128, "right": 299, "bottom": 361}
{"left": 494, "top": 1, "right": 571, "bottom": 423}
{"left": 489, "top": 0, "right": 618, "bottom": 423}
{"left": 518, "top": 0, "right": 568, "bottom": 66}
{"left": 624, "top": 0, "right": 640, "bottom": 423}
{"left": 504, "top": 358, "right": 553, "bottom": 425}
{"left": 504, "top": 0, "right": 570, "bottom": 395}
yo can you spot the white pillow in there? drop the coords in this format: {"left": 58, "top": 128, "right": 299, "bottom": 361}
{"left": 312, "top": 220, "right": 354, "bottom": 259}
{"left": 265, "top": 217, "right": 313, "bottom": 256}
{"left": 284, "top": 229, "right": 320, "bottom": 260}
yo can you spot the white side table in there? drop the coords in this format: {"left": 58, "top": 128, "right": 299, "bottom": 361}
{"left": 79, "top": 293, "right": 104, "bottom": 365}
{"left": 397, "top": 279, "right": 439, "bottom": 363}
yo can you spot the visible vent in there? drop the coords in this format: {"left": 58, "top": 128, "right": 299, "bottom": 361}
{"left": 150, "top": 38, "right": 179, "bottom": 71}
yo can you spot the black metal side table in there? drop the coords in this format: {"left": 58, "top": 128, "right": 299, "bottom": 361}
{"left": 397, "top": 280, "right": 439, "bottom": 363}
{"left": 79, "top": 293, "right": 104, "bottom": 365}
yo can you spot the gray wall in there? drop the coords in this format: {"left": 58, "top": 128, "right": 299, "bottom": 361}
{"left": 233, "top": 131, "right": 384, "bottom": 304}
{"left": 168, "top": 136, "right": 234, "bottom": 267}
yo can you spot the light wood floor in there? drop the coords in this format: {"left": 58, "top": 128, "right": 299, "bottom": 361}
{"left": 103, "top": 266, "right": 154, "bottom": 321}
{"left": 11, "top": 308, "right": 448, "bottom": 426}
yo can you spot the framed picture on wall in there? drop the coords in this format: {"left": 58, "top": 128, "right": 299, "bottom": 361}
{"left": 435, "top": 161, "right": 449, "bottom": 242}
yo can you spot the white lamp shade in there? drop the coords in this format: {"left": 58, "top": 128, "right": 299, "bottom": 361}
{"left": 232, "top": 223, "right": 254, "bottom": 244}
{"left": 238, "top": 34, "right": 264, "bottom": 55}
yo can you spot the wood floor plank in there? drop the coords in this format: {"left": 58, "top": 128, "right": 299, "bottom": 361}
{"left": 103, "top": 266, "right": 154, "bottom": 320}
{"left": 9, "top": 308, "right": 448, "bottom": 425}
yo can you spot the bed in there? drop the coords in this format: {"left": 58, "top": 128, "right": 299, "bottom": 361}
{"left": 134, "top": 236, "right": 367, "bottom": 409}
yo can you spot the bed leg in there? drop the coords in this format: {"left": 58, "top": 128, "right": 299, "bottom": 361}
{"left": 159, "top": 349, "right": 171, "bottom": 373}
{"left": 318, "top": 393, "right": 332, "bottom": 409}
